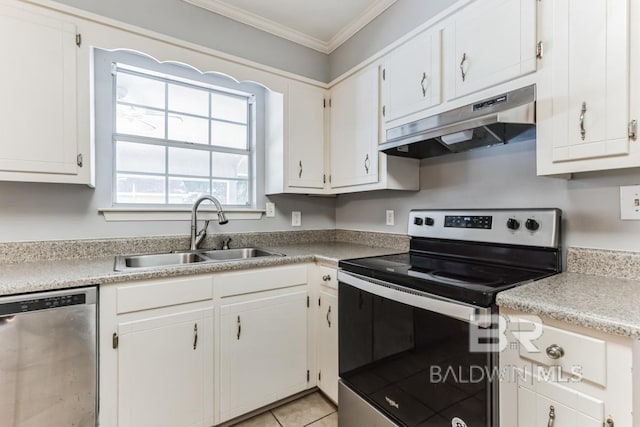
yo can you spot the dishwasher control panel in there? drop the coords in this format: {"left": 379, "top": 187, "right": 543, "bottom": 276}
{"left": 0, "top": 292, "right": 87, "bottom": 316}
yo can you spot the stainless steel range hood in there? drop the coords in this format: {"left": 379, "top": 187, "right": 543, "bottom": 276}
{"left": 380, "top": 84, "right": 536, "bottom": 159}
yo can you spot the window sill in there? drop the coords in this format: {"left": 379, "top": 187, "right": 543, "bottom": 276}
{"left": 100, "top": 208, "right": 264, "bottom": 222}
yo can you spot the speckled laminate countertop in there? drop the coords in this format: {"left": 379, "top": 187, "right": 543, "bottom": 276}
{"left": 0, "top": 241, "right": 403, "bottom": 296}
{"left": 497, "top": 247, "right": 640, "bottom": 338}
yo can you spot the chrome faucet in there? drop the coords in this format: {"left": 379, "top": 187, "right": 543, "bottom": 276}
{"left": 190, "top": 195, "right": 228, "bottom": 251}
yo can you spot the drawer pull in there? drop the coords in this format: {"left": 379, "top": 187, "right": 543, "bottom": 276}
{"left": 326, "top": 306, "right": 332, "bottom": 328}
{"left": 547, "top": 405, "right": 555, "bottom": 427}
{"left": 322, "top": 274, "right": 331, "bottom": 282}
{"left": 546, "top": 344, "right": 565, "bottom": 359}
{"left": 237, "top": 315, "right": 241, "bottom": 340}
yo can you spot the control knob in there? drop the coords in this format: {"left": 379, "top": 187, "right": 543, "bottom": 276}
{"left": 414, "top": 217, "right": 424, "bottom": 226}
{"left": 525, "top": 218, "right": 540, "bottom": 231}
{"left": 424, "top": 217, "right": 435, "bottom": 226}
{"left": 506, "top": 218, "right": 520, "bottom": 230}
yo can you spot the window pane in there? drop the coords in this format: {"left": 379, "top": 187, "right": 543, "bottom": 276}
{"left": 211, "top": 121, "right": 247, "bottom": 149}
{"left": 212, "top": 180, "right": 248, "bottom": 205}
{"left": 116, "top": 174, "right": 165, "bottom": 204}
{"left": 212, "top": 152, "right": 248, "bottom": 178}
{"left": 117, "top": 73, "right": 165, "bottom": 108}
{"left": 168, "top": 147, "right": 209, "bottom": 176}
{"left": 168, "top": 84, "right": 208, "bottom": 116}
{"left": 168, "top": 114, "right": 209, "bottom": 144}
{"left": 116, "top": 141, "right": 165, "bottom": 174}
{"left": 212, "top": 93, "right": 247, "bottom": 123}
{"left": 116, "top": 104, "right": 165, "bottom": 138}
{"left": 168, "top": 177, "right": 209, "bottom": 204}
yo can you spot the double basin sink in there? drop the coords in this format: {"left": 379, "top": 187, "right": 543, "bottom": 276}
{"left": 114, "top": 247, "right": 284, "bottom": 271}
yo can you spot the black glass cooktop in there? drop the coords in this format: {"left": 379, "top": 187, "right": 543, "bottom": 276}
{"left": 339, "top": 252, "right": 555, "bottom": 307}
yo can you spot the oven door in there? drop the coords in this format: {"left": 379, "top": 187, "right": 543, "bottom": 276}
{"left": 338, "top": 271, "right": 498, "bottom": 427}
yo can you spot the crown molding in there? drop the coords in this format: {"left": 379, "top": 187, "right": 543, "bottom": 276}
{"left": 183, "top": 0, "right": 397, "bottom": 54}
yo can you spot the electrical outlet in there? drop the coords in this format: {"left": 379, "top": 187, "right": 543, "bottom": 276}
{"left": 292, "top": 211, "right": 302, "bottom": 227}
{"left": 620, "top": 185, "right": 640, "bottom": 220}
{"left": 265, "top": 202, "right": 275, "bottom": 217}
{"left": 386, "top": 210, "right": 395, "bottom": 226}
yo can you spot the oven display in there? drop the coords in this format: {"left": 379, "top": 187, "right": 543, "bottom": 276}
{"left": 444, "top": 215, "right": 492, "bottom": 229}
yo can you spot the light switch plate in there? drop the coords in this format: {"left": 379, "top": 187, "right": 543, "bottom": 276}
{"left": 620, "top": 185, "right": 640, "bottom": 220}
{"left": 292, "top": 211, "right": 301, "bottom": 227}
{"left": 265, "top": 202, "right": 275, "bottom": 217}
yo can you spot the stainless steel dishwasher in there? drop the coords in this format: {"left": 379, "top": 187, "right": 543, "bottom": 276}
{"left": 0, "top": 286, "right": 97, "bottom": 427}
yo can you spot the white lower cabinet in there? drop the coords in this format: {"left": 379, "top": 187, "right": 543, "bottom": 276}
{"left": 315, "top": 266, "right": 338, "bottom": 404}
{"left": 499, "top": 308, "right": 632, "bottom": 427}
{"left": 99, "top": 275, "right": 215, "bottom": 427}
{"left": 218, "top": 290, "right": 309, "bottom": 422}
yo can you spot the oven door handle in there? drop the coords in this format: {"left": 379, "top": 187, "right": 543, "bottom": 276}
{"left": 338, "top": 271, "right": 493, "bottom": 328}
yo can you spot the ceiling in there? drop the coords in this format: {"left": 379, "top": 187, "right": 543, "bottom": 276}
{"left": 183, "top": 0, "right": 398, "bottom": 54}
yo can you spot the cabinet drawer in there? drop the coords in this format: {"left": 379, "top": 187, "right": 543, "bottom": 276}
{"left": 518, "top": 321, "right": 606, "bottom": 386}
{"left": 216, "top": 264, "right": 308, "bottom": 297}
{"left": 318, "top": 266, "right": 337, "bottom": 290}
{"left": 116, "top": 275, "right": 213, "bottom": 314}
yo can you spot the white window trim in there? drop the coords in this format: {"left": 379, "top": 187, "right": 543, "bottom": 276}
{"left": 99, "top": 207, "right": 264, "bottom": 222}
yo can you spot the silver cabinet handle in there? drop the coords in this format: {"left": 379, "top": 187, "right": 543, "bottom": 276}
{"left": 236, "top": 315, "right": 241, "bottom": 340}
{"left": 547, "top": 405, "right": 555, "bottom": 427}
{"left": 298, "top": 160, "right": 303, "bottom": 178}
{"left": 322, "top": 274, "right": 331, "bottom": 282}
{"left": 545, "top": 344, "right": 565, "bottom": 359}
{"left": 326, "top": 306, "right": 332, "bottom": 328}
{"left": 364, "top": 154, "right": 370, "bottom": 174}
{"left": 580, "top": 102, "right": 587, "bottom": 140}
{"left": 193, "top": 323, "right": 198, "bottom": 350}
{"left": 420, "top": 72, "right": 428, "bottom": 96}
{"left": 460, "top": 52, "right": 467, "bottom": 82}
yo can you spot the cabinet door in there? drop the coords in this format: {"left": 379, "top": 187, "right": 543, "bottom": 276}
{"left": 317, "top": 290, "right": 338, "bottom": 404}
{"left": 117, "top": 308, "right": 213, "bottom": 427}
{"left": 450, "top": 0, "right": 537, "bottom": 98}
{"left": 550, "top": 0, "right": 629, "bottom": 163}
{"left": 330, "top": 64, "right": 379, "bottom": 188}
{"left": 287, "top": 82, "right": 326, "bottom": 189}
{"left": 219, "top": 290, "right": 308, "bottom": 422}
{"left": 382, "top": 29, "right": 441, "bottom": 124}
{"left": 0, "top": 4, "right": 78, "bottom": 176}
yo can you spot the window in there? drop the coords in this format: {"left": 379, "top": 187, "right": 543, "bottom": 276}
{"left": 112, "top": 63, "right": 254, "bottom": 207}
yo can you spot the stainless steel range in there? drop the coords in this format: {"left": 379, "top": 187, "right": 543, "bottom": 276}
{"left": 338, "top": 209, "right": 561, "bottom": 427}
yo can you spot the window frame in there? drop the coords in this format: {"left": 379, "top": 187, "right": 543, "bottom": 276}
{"left": 110, "top": 62, "right": 256, "bottom": 209}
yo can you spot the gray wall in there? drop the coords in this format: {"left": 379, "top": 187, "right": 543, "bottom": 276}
{"left": 336, "top": 140, "right": 640, "bottom": 251}
{"left": 329, "top": 0, "right": 454, "bottom": 80}
{"left": 53, "top": 0, "right": 329, "bottom": 82}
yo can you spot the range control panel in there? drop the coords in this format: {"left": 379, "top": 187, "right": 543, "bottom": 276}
{"left": 408, "top": 209, "right": 561, "bottom": 248}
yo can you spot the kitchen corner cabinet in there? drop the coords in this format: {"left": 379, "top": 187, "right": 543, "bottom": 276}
{"left": 215, "top": 265, "right": 310, "bottom": 423}
{"left": 499, "top": 308, "right": 633, "bottom": 427}
{"left": 381, "top": 28, "right": 442, "bottom": 125}
{"left": 99, "top": 275, "right": 215, "bottom": 427}
{"left": 315, "top": 266, "right": 338, "bottom": 404}
{"left": 0, "top": 1, "right": 90, "bottom": 185}
{"left": 444, "top": 0, "right": 537, "bottom": 100}
{"left": 265, "top": 82, "right": 328, "bottom": 195}
{"left": 537, "top": 0, "right": 636, "bottom": 175}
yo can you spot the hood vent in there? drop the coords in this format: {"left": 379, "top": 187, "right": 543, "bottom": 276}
{"left": 380, "top": 84, "right": 536, "bottom": 159}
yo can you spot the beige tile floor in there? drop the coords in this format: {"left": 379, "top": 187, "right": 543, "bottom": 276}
{"left": 232, "top": 392, "right": 337, "bottom": 427}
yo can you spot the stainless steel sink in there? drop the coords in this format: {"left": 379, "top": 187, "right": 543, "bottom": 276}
{"left": 114, "top": 247, "right": 284, "bottom": 271}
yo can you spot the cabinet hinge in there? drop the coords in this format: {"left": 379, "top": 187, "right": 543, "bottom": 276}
{"left": 329, "top": 98, "right": 332, "bottom": 108}
{"left": 382, "top": 68, "right": 386, "bottom": 80}
{"left": 629, "top": 120, "right": 637, "bottom": 141}
{"left": 318, "top": 296, "right": 321, "bottom": 307}
{"left": 536, "top": 41, "right": 544, "bottom": 59}
{"left": 77, "top": 153, "right": 83, "bottom": 168}
{"left": 112, "top": 332, "right": 119, "bottom": 349}
{"left": 329, "top": 174, "right": 332, "bottom": 183}
{"left": 307, "top": 370, "right": 310, "bottom": 382}
{"left": 319, "top": 371, "right": 322, "bottom": 381}
{"left": 323, "top": 98, "right": 326, "bottom": 108}
{"left": 323, "top": 174, "right": 326, "bottom": 184}
{"left": 75, "top": 33, "right": 82, "bottom": 47}
{"left": 307, "top": 295, "right": 310, "bottom": 308}
{"left": 382, "top": 105, "right": 386, "bottom": 117}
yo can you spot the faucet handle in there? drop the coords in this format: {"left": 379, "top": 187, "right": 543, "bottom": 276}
{"left": 197, "top": 220, "right": 210, "bottom": 236}
{"left": 222, "top": 237, "right": 232, "bottom": 250}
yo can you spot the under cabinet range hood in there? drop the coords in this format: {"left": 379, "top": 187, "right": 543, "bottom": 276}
{"left": 380, "top": 84, "right": 536, "bottom": 159}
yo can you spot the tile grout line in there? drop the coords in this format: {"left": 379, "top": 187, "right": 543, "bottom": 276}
{"left": 270, "top": 410, "right": 284, "bottom": 427}
{"left": 301, "top": 410, "right": 337, "bottom": 427}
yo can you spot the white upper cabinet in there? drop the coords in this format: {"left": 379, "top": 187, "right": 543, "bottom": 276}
{"left": 381, "top": 28, "right": 442, "bottom": 125}
{"left": 445, "top": 0, "right": 537, "bottom": 99}
{"left": 329, "top": 64, "right": 380, "bottom": 188}
{"left": 287, "top": 82, "right": 327, "bottom": 189}
{"left": 536, "top": 0, "right": 632, "bottom": 174}
{"left": 0, "top": 3, "right": 83, "bottom": 182}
